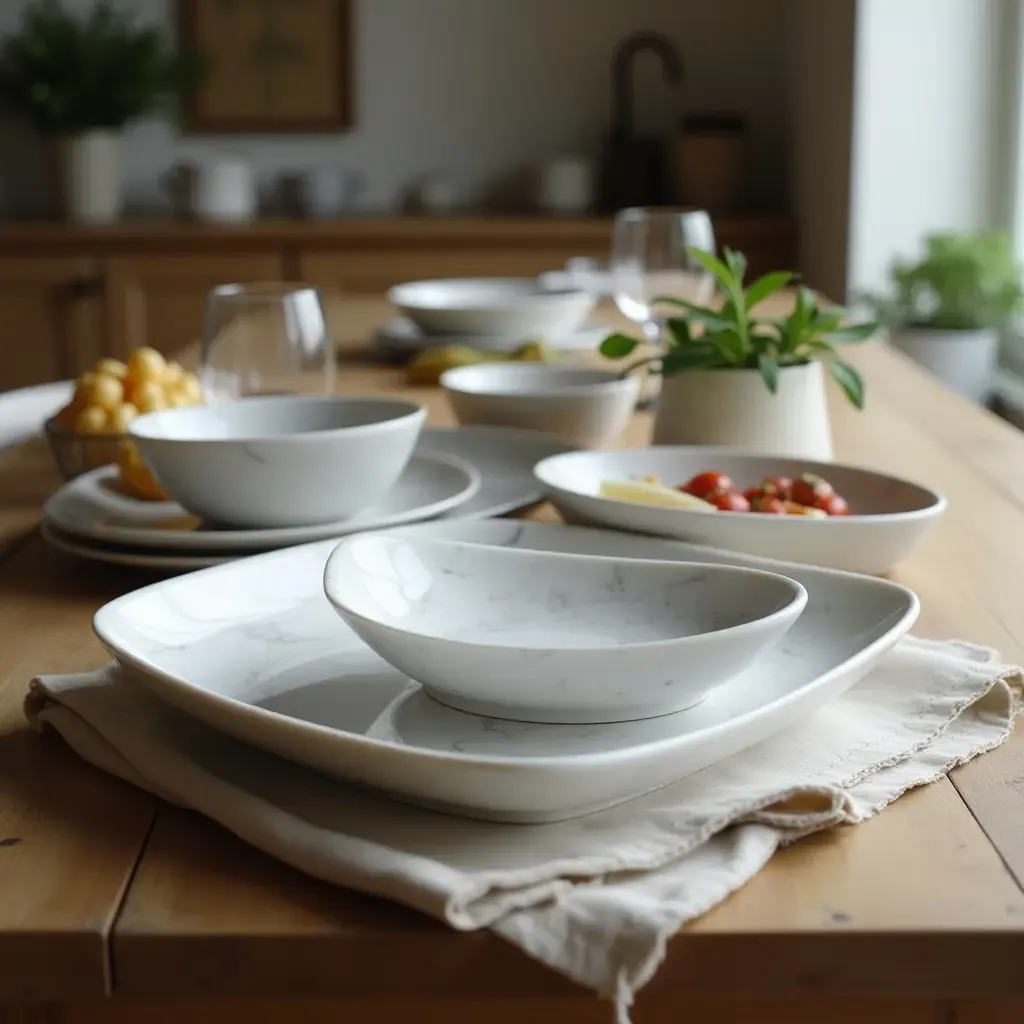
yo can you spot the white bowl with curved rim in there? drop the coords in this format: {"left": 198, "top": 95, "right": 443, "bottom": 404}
{"left": 440, "top": 363, "right": 639, "bottom": 448}
{"left": 534, "top": 447, "right": 946, "bottom": 575}
{"left": 324, "top": 532, "right": 807, "bottom": 724}
{"left": 387, "top": 278, "right": 596, "bottom": 338}
{"left": 129, "top": 395, "right": 426, "bottom": 528}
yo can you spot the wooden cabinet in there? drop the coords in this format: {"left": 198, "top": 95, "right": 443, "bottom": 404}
{"left": 103, "top": 254, "right": 283, "bottom": 364}
{"left": 0, "top": 258, "right": 105, "bottom": 390}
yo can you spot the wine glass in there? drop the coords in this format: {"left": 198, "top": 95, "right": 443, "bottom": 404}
{"left": 610, "top": 208, "right": 717, "bottom": 343}
{"left": 199, "top": 282, "right": 335, "bottom": 401}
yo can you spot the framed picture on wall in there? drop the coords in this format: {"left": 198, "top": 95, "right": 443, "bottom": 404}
{"left": 178, "top": 0, "right": 353, "bottom": 133}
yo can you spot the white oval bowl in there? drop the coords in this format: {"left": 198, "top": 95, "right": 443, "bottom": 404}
{"left": 129, "top": 395, "right": 426, "bottom": 528}
{"left": 440, "top": 364, "right": 639, "bottom": 448}
{"left": 534, "top": 447, "right": 946, "bottom": 575}
{"left": 387, "top": 277, "right": 596, "bottom": 338}
{"left": 324, "top": 533, "right": 807, "bottom": 724}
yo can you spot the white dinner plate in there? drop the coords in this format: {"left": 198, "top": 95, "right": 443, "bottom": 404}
{"left": 372, "top": 317, "right": 608, "bottom": 355}
{"left": 534, "top": 447, "right": 946, "bottom": 575}
{"left": 42, "top": 523, "right": 231, "bottom": 571}
{"left": 43, "top": 452, "right": 479, "bottom": 553}
{"left": 43, "top": 426, "right": 577, "bottom": 561}
{"left": 94, "top": 520, "right": 918, "bottom": 822}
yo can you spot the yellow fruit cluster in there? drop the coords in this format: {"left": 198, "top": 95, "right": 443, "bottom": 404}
{"left": 53, "top": 347, "right": 205, "bottom": 502}
{"left": 54, "top": 347, "right": 204, "bottom": 434}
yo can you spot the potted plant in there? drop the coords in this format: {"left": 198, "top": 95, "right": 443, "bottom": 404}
{"left": 863, "top": 232, "right": 1023, "bottom": 403}
{"left": 600, "top": 247, "right": 877, "bottom": 459}
{"left": 0, "top": 0, "right": 200, "bottom": 223}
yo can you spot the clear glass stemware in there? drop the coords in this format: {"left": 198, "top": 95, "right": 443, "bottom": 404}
{"left": 610, "top": 208, "right": 717, "bottom": 343}
{"left": 199, "top": 282, "right": 335, "bottom": 401}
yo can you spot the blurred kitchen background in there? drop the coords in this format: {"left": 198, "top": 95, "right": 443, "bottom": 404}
{"left": 0, "top": 0, "right": 1021, "bottom": 409}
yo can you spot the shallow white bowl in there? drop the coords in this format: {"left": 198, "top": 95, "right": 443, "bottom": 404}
{"left": 324, "top": 533, "right": 807, "bottom": 724}
{"left": 129, "top": 395, "right": 426, "bottom": 529}
{"left": 440, "top": 364, "right": 639, "bottom": 448}
{"left": 534, "top": 447, "right": 946, "bottom": 575}
{"left": 387, "top": 278, "right": 596, "bottom": 338}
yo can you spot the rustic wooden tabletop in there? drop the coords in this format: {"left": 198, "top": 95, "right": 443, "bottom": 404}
{"left": 1, "top": 296, "right": 1023, "bottom": 1024}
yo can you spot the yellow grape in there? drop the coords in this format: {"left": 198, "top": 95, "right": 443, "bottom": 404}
{"left": 95, "top": 358, "right": 127, "bottom": 379}
{"left": 163, "top": 360, "right": 184, "bottom": 386}
{"left": 74, "top": 405, "right": 108, "bottom": 433}
{"left": 126, "top": 346, "right": 166, "bottom": 382}
{"left": 179, "top": 374, "right": 204, "bottom": 403}
{"left": 90, "top": 373, "right": 124, "bottom": 411}
{"left": 133, "top": 381, "right": 167, "bottom": 414}
{"left": 108, "top": 402, "right": 139, "bottom": 432}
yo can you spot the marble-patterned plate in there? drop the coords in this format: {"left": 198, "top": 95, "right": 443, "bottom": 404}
{"left": 93, "top": 521, "right": 918, "bottom": 822}
{"left": 44, "top": 426, "right": 575, "bottom": 556}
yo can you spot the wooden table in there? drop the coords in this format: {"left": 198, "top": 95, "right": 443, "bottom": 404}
{"left": 2, "top": 297, "right": 1024, "bottom": 1024}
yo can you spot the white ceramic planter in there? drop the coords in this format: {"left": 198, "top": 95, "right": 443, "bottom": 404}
{"left": 890, "top": 327, "right": 997, "bottom": 404}
{"left": 59, "top": 130, "right": 122, "bottom": 223}
{"left": 652, "top": 361, "right": 834, "bottom": 459}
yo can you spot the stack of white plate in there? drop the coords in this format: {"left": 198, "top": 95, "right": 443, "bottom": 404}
{"left": 42, "top": 425, "right": 576, "bottom": 571}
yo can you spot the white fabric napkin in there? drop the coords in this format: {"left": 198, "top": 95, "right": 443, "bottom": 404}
{"left": 25, "top": 637, "right": 1022, "bottom": 1022}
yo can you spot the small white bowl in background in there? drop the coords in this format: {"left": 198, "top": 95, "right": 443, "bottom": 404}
{"left": 387, "top": 278, "right": 596, "bottom": 338}
{"left": 324, "top": 532, "right": 807, "bottom": 724}
{"left": 533, "top": 447, "right": 946, "bottom": 575}
{"left": 440, "top": 364, "right": 639, "bottom": 448}
{"left": 129, "top": 395, "right": 426, "bottom": 529}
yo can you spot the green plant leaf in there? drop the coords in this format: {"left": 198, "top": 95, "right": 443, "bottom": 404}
{"left": 826, "top": 359, "right": 866, "bottom": 410}
{"left": 685, "top": 246, "right": 736, "bottom": 291}
{"left": 744, "top": 270, "right": 794, "bottom": 311}
{"left": 599, "top": 333, "right": 640, "bottom": 359}
{"left": 660, "top": 343, "right": 720, "bottom": 375}
{"left": 757, "top": 352, "right": 780, "bottom": 394}
{"left": 707, "top": 329, "right": 747, "bottom": 365}
{"left": 724, "top": 248, "right": 748, "bottom": 285}
{"left": 665, "top": 317, "right": 692, "bottom": 346}
{"left": 821, "top": 322, "right": 878, "bottom": 343}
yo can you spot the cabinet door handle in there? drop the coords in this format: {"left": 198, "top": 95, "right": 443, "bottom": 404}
{"left": 69, "top": 274, "right": 104, "bottom": 298}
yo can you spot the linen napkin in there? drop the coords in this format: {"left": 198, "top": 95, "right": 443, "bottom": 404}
{"left": 25, "top": 637, "right": 1023, "bottom": 1022}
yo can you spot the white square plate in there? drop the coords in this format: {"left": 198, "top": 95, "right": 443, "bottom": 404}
{"left": 93, "top": 521, "right": 918, "bottom": 822}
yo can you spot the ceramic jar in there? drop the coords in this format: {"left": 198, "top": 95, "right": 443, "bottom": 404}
{"left": 652, "top": 361, "right": 834, "bottom": 460}
{"left": 890, "top": 327, "right": 997, "bottom": 404}
{"left": 58, "top": 130, "right": 122, "bottom": 223}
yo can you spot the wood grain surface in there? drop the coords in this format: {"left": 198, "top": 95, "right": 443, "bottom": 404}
{"left": 0, "top": 295, "right": 1022, "bottom": 1022}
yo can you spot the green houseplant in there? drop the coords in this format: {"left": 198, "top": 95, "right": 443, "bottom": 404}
{"left": 0, "top": 0, "right": 201, "bottom": 222}
{"left": 862, "top": 232, "right": 1023, "bottom": 403}
{"left": 600, "top": 247, "right": 877, "bottom": 458}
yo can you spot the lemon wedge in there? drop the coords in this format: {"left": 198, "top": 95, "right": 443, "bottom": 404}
{"left": 599, "top": 479, "right": 717, "bottom": 512}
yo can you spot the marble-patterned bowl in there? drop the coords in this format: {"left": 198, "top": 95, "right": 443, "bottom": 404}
{"left": 323, "top": 534, "right": 807, "bottom": 724}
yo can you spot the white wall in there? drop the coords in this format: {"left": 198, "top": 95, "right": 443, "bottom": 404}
{"left": 0, "top": 0, "right": 795, "bottom": 217}
{"left": 846, "top": 0, "right": 1011, "bottom": 294}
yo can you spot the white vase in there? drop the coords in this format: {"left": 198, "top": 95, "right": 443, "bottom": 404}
{"left": 652, "top": 361, "right": 834, "bottom": 459}
{"left": 890, "top": 327, "right": 997, "bottom": 404}
{"left": 59, "top": 130, "right": 123, "bottom": 223}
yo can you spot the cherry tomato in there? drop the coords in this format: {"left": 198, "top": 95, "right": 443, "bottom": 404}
{"left": 759, "top": 475, "right": 794, "bottom": 499}
{"left": 743, "top": 486, "right": 765, "bottom": 503}
{"left": 708, "top": 488, "right": 750, "bottom": 512}
{"left": 814, "top": 492, "right": 850, "bottom": 516}
{"left": 681, "top": 470, "right": 732, "bottom": 499}
{"left": 790, "top": 473, "right": 834, "bottom": 507}
{"left": 750, "top": 494, "right": 787, "bottom": 514}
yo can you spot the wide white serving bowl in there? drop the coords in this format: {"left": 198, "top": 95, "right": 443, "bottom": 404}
{"left": 440, "top": 364, "right": 639, "bottom": 448}
{"left": 534, "top": 447, "right": 946, "bottom": 575}
{"left": 129, "top": 395, "right": 426, "bottom": 528}
{"left": 387, "top": 278, "right": 596, "bottom": 338}
{"left": 324, "top": 533, "right": 807, "bottom": 724}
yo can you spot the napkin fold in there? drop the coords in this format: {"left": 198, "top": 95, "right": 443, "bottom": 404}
{"left": 25, "top": 637, "right": 1023, "bottom": 1022}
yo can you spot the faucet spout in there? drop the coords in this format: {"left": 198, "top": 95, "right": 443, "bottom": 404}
{"left": 611, "top": 30, "right": 684, "bottom": 136}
